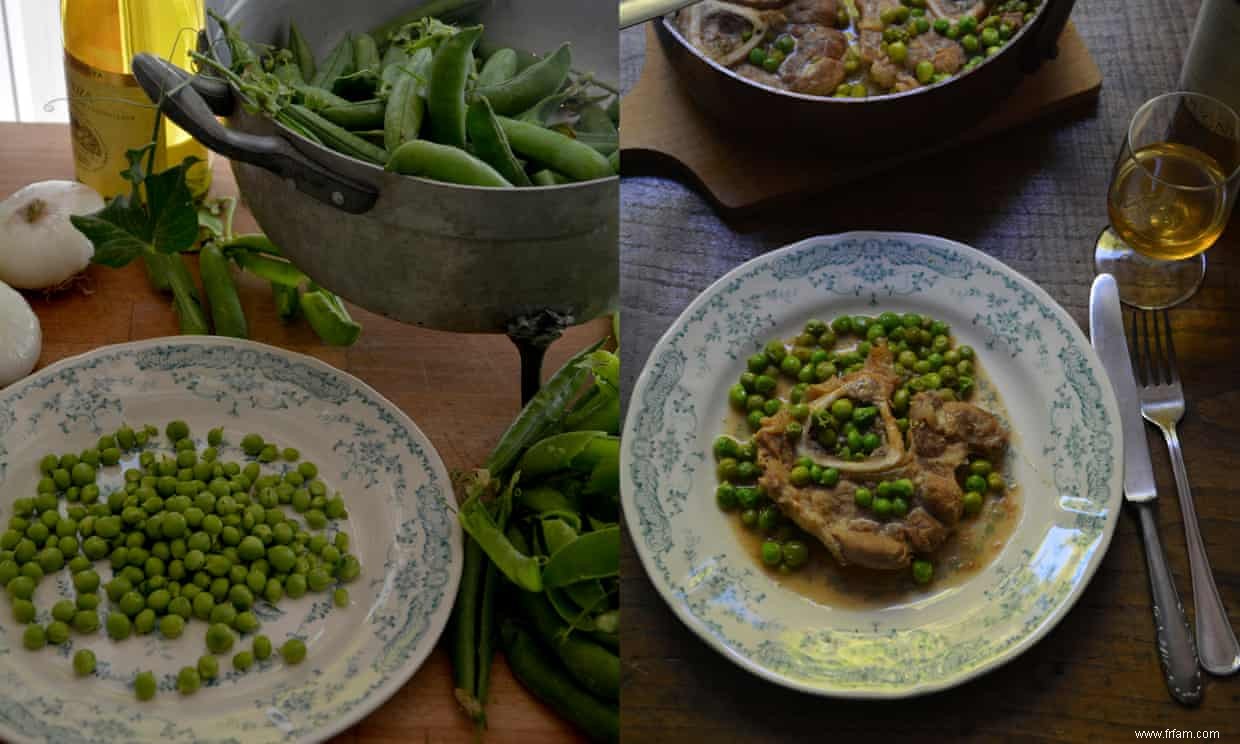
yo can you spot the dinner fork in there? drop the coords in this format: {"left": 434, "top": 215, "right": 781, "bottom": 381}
{"left": 1128, "top": 309, "right": 1240, "bottom": 676}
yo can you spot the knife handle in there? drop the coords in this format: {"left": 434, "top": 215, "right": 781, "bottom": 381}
{"left": 1135, "top": 500, "right": 1203, "bottom": 705}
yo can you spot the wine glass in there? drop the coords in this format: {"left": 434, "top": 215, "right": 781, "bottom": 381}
{"left": 1095, "top": 91, "right": 1240, "bottom": 309}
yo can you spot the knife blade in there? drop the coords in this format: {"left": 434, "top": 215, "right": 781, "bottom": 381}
{"left": 1089, "top": 273, "right": 1202, "bottom": 706}
{"left": 1089, "top": 274, "right": 1156, "bottom": 502}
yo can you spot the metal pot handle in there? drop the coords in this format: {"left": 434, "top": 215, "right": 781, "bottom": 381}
{"left": 1024, "top": 0, "right": 1078, "bottom": 71}
{"left": 130, "top": 53, "right": 378, "bottom": 214}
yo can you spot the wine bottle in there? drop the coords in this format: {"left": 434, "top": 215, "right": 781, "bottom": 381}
{"left": 1180, "top": 0, "right": 1240, "bottom": 117}
{"left": 61, "top": 0, "right": 210, "bottom": 198}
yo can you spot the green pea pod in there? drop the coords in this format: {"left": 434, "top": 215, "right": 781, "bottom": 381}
{"left": 466, "top": 98, "right": 532, "bottom": 187}
{"left": 514, "top": 590, "right": 620, "bottom": 702}
{"left": 450, "top": 534, "right": 484, "bottom": 720}
{"left": 354, "top": 129, "right": 386, "bottom": 146}
{"left": 288, "top": 22, "right": 316, "bottom": 82}
{"left": 386, "top": 140, "right": 511, "bottom": 187}
{"left": 516, "top": 431, "right": 611, "bottom": 479}
{"left": 383, "top": 74, "right": 425, "bottom": 151}
{"left": 484, "top": 339, "right": 603, "bottom": 475}
{"left": 231, "top": 252, "right": 306, "bottom": 288}
{"left": 474, "top": 43, "right": 572, "bottom": 116}
{"left": 530, "top": 169, "right": 568, "bottom": 186}
{"left": 381, "top": 45, "right": 437, "bottom": 98}
{"left": 142, "top": 253, "right": 172, "bottom": 293}
{"left": 272, "top": 282, "right": 300, "bottom": 322}
{"left": 311, "top": 33, "right": 354, "bottom": 89}
{"left": 474, "top": 473, "right": 516, "bottom": 714}
{"left": 538, "top": 510, "right": 583, "bottom": 534}
{"left": 497, "top": 116, "right": 614, "bottom": 182}
{"left": 607, "top": 150, "right": 619, "bottom": 175}
{"left": 477, "top": 48, "right": 518, "bottom": 88}
{"left": 291, "top": 83, "right": 351, "bottom": 111}
{"left": 427, "top": 25, "right": 483, "bottom": 148}
{"left": 518, "top": 486, "right": 578, "bottom": 515}
{"left": 581, "top": 436, "right": 620, "bottom": 497}
{"left": 541, "top": 518, "right": 578, "bottom": 556}
{"left": 352, "top": 33, "right": 381, "bottom": 74}
{"left": 564, "top": 350, "right": 620, "bottom": 434}
{"left": 541, "top": 526, "right": 619, "bottom": 588}
{"left": 301, "top": 288, "right": 362, "bottom": 346}
{"left": 458, "top": 495, "right": 542, "bottom": 592}
{"left": 332, "top": 70, "right": 380, "bottom": 100}
{"left": 500, "top": 622, "right": 619, "bottom": 744}
{"left": 578, "top": 103, "right": 615, "bottom": 134}
{"left": 517, "top": 89, "right": 578, "bottom": 127}
{"left": 319, "top": 99, "right": 386, "bottom": 130}
{"left": 379, "top": 44, "right": 413, "bottom": 94}
{"left": 167, "top": 253, "right": 209, "bottom": 335}
{"left": 222, "top": 233, "right": 281, "bottom": 256}
{"left": 199, "top": 243, "right": 248, "bottom": 339}
{"left": 283, "top": 105, "right": 389, "bottom": 164}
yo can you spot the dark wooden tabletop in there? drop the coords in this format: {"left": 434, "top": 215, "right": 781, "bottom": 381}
{"left": 618, "top": 1, "right": 1240, "bottom": 741}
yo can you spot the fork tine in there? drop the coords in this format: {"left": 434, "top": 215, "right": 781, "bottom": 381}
{"left": 1147, "top": 310, "right": 1166, "bottom": 385}
{"left": 1125, "top": 309, "right": 1146, "bottom": 386}
{"left": 1142, "top": 309, "right": 1161, "bottom": 385}
{"left": 1159, "top": 310, "right": 1180, "bottom": 384}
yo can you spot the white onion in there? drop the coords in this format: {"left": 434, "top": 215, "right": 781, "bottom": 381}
{"left": 0, "top": 180, "right": 104, "bottom": 290}
{"left": 0, "top": 280, "right": 40, "bottom": 387}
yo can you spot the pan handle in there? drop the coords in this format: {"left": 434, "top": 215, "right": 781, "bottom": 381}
{"left": 130, "top": 53, "right": 378, "bottom": 215}
{"left": 1024, "top": 0, "right": 1077, "bottom": 71}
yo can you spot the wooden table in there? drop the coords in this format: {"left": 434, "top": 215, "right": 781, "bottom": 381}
{"left": 0, "top": 122, "right": 601, "bottom": 743}
{"left": 619, "top": 0, "right": 1240, "bottom": 740}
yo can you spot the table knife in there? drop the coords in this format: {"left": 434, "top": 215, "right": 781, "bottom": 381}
{"left": 1090, "top": 274, "right": 1203, "bottom": 706}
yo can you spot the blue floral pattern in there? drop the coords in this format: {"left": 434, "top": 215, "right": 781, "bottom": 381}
{"left": 621, "top": 232, "right": 1123, "bottom": 698}
{"left": 0, "top": 338, "right": 461, "bottom": 743}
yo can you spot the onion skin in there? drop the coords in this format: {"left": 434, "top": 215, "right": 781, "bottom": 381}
{"left": 0, "top": 280, "right": 40, "bottom": 387}
{"left": 0, "top": 180, "right": 103, "bottom": 290}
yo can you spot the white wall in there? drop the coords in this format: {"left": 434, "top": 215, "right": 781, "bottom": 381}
{"left": 1, "top": 0, "right": 69, "bottom": 122}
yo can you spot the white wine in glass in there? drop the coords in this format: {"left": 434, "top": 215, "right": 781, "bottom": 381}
{"left": 1096, "top": 92, "right": 1240, "bottom": 308}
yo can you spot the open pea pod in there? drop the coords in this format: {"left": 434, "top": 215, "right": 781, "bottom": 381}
{"left": 458, "top": 495, "right": 543, "bottom": 592}
{"left": 485, "top": 339, "right": 603, "bottom": 476}
{"left": 516, "top": 430, "right": 613, "bottom": 479}
{"left": 541, "top": 526, "right": 619, "bottom": 588}
{"left": 541, "top": 515, "right": 581, "bottom": 552}
{"left": 563, "top": 350, "right": 619, "bottom": 435}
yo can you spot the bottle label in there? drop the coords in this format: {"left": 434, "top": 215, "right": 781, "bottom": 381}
{"left": 64, "top": 52, "right": 211, "bottom": 199}
{"left": 64, "top": 51, "right": 158, "bottom": 199}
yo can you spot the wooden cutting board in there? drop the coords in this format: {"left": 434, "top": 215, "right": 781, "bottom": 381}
{"left": 620, "top": 22, "right": 1102, "bottom": 215}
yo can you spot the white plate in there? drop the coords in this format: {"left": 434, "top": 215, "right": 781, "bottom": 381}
{"left": 621, "top": 232, "right": 1123, "bottom": 698}
{"left": 0, "top": 337, "right": 461, "bottom": 742}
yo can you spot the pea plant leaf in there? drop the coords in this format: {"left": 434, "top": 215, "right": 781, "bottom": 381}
{"left": 70, "top": 196, "right": 151, "bottom": 268}
{"left": 72, "top": 153, "right": 200, "bottom": 268}
{"left": 146, "top": 157, "right": 202, "bottom": 254}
